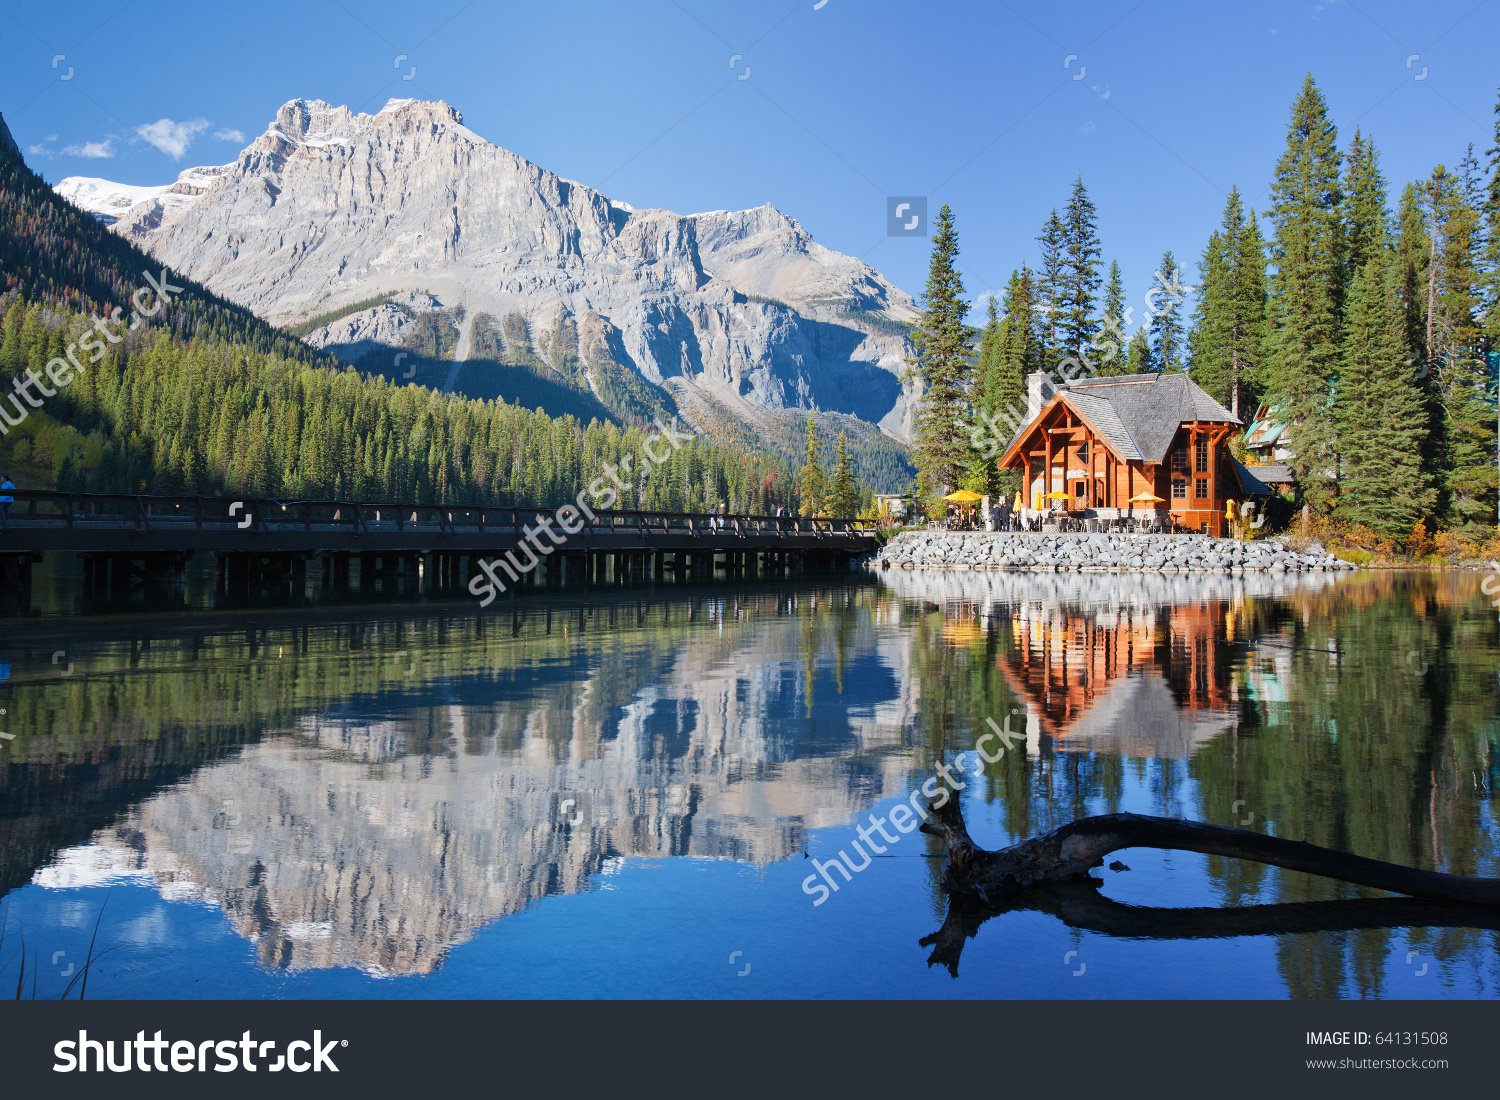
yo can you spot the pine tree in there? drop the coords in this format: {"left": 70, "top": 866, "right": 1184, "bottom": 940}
{"left": 1428, "top": 153, "right": 1495, "bottom": 529}
{"left": 1487, "top": 85, "right": 1500, "bottom": 346}
{"left": 1333, "top": 256, "right": 1435, "bottom": 533}
{"left": 1265, "top": 74, "right": 1345, "bottom": 509}
{"left": 1150, "top": 250, "right": 1186, "bottom": 372}
{"left": 1126, "top": 330, "right": 1155, "bottom": 373}
{"left": 1035, "top": 208, "right": 1066, "bottom": 368}
{"left": 906, "top": 203, "right": 973, "bottom": 503}
{"left": 1061, "top": 173, "right": 1103, "bottom": 361}
{"left": 1097, "top": 260, "right": 1129, "bottom": 374}
{"left": 797, "top": 412, "right": 826, "bottom": 516}
{"left": 827, "top": 430, "right": 860, "bottom": 517}
{"left": 1190, "top": 187, "right": 1267, "bottom": 416}
{"left": 1342, "top": 128, "right": 1389, "bottom": 277}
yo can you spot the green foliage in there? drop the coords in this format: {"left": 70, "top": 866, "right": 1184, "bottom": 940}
{"left": 1149, "top": 250, "right": 1186, "bottom": 372}
{"left": 1189, "top": 187, "right": 1267, "bottom": 414}
{"left": 1264, "top": 75, "right": 1346, "bottom": 509}
{"left": 906, "top": 203, "right": 973, "bottom": 500}
{"left": 826, "top": 429, "right": 861, "bottom": 517}
{"left": 1332, "top": 257, "right": 1436, "bottom": 530}
{"left": 1060, "top": 173, "right": 1102, "bottom": 359}
{"left": 797, "top": 412, "right": 826, "bottom": 515}
{"left": 283, "top": 293, "right": 410, "bottom": 339}
{"left": 1034, "top": 208, "right": 1065, "bottom": 367}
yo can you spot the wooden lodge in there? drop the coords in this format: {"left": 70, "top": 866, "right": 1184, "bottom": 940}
{"left": 998, "top": 372, "right": 1269, "bottom": 537}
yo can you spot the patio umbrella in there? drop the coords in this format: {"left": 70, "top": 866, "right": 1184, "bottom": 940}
{"left": 1127, "top": 492, "right": 1166, "bottom": 504}
{"left": 942, "top": 489, "right": 985, "bottom": 502}
{"left": 1044, "top": 490, "right": 1072, "bottom": 500}
{"left": 1013, "top": 491, "right": 1024, "bottom": 511}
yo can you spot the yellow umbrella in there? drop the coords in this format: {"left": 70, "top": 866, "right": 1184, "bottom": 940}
{"left": 1224, "top": 499, "right": 1236, "bottom": 519}
{"left": 1128, "top": 492, "right": 1166, "bottom": 504}
{"left": 1013, "top": 491, "right": 1024, "bottom": 511}
{"left": 942, "top": 489, "right": 985, "bottom": 502}
{"left": 1044, "top": 490, "right": 1071, "bottom": 500}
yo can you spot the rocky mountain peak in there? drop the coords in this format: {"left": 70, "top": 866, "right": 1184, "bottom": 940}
{"left": 51, "top": 95, "right": 920, "bottom": 444}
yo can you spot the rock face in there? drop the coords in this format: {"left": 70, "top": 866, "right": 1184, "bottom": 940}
{"left": 65, "top": 98, "right": 920, "bottom": 441}
{"left": 869, "top": 531, "right": 1358, "bottom": 574}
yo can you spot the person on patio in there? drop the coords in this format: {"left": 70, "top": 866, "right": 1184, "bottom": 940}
{"left": 0, "top": 474, "right": 13, "bottom": 519}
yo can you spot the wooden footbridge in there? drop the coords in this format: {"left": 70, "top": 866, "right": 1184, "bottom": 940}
{"left": 0, "top": 490, "right": 879, "bottom": 596}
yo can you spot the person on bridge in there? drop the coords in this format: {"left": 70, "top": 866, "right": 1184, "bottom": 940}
{"left": 0, "top": 474, "right": 13, "bottom": 518}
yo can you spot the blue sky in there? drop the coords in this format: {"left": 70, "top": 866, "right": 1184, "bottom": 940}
{"left": 1, "top": 0, "right": 1496, "bottom": 326}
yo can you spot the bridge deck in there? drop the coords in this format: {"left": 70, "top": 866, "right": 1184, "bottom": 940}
{"left": 0, "top": 491, "right": 878, "bottom": 558}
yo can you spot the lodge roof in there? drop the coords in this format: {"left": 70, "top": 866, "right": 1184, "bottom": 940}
{"left": 1006, "top": 372, "right": 1240, "bottom": 466}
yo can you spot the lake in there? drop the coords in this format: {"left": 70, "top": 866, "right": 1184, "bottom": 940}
{"left": 1, "top": 561, "right": 1496, "bottom": 999}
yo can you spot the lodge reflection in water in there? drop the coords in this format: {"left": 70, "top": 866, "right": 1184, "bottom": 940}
{"left": 999, "top": 600, "right": 1235, "bottom": 759}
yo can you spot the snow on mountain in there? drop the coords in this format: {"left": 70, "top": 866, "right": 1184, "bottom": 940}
{"left": 63, "top": 98, "right": 919, "bottom": 442}
{"left": 55, "top": 162, "right": 236, "bottom": 226}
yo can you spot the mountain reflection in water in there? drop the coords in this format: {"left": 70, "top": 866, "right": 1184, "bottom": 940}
{"left": 1, "top": 569, "right": 1496, "bottom": 998}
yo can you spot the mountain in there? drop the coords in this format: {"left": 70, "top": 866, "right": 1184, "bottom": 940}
{"left": 57, "top": 98, "right": 920, "bottom": 447}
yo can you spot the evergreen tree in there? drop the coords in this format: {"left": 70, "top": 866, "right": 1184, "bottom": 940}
{"left": 1332, "top": 257, "right": 1435, "bottom": 533}
{"left": 797, "top": 412, "right": 826, "bottom": 516}
{"left": 906, "top": 203, "right": 973, "bottom": 503}
{"left": 1342, "top": 128, "right": 1389, "bottom": 277}
{"left": 1149, "top": 250, "right": 1186, "bottom": 372}
{"left": 827, "top": 430, "right": 860, "bottom": 517}
{"left": 1035, "top": 208, "right": 1066, "bottom": 367}
{"left": 1061, "top": 173, "right": 1103, "bottom": 360}
{"left": 1190, "top": 188, "right": 1267, "bottom": 416}
{"left": 1126, "top": 330, "right": 1155, "bottom": 373}
{"left": 1097, "top": 260, "right": 1129, "bottom": 374}
{"left": 1395, "top": 182, "right": 1432, "bottom": 361}
{"left": 1427, "top": 153, "right": 1495, "bottom": 529}
{"left": 1265, "top": 74, "right": 1345, "bottom": 509}
{"left": 1487, "top": 86, "right": 1500, "bottom": 345}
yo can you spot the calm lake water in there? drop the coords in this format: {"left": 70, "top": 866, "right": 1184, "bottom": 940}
{"left": 1, "top": 562, "right": 1496, "bottom": 999}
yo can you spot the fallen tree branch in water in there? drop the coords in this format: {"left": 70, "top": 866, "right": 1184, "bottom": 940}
{"left": 917, "top": 797, "right": 1500, "bottom": 906}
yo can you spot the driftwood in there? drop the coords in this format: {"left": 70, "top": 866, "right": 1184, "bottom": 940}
{"left": 918, "top": 797, "right": 1500, "bottom": 976}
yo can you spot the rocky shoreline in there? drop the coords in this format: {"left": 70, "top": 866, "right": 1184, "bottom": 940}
{"left": 866, "top": 530, "right": 1358, "bottom": 573}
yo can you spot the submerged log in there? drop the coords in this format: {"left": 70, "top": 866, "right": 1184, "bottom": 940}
{"left": 918, "top": 796, "right": 1500, "bottom": 906}
{"left": 918, "top": 797, "right": 1500, "bottom": 976}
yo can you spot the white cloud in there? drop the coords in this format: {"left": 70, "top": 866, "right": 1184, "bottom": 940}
{"left": 65, "top": 139, "right": 116, "bottom": 158}
{"left": 133, "top": 117, "right": 210, "bottom": 159}
{"left": 1079, "top": 120, "right": 1098, "bottom": 137}
{"left": 26, "top": 135, "right": 115, "bottom": 159}
{"left": 213, "top": 127, "right": 245, "bottom": 143}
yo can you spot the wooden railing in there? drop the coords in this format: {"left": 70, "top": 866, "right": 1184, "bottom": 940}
{"left": 0, "top": 490, "right": 878, "bottom": 539}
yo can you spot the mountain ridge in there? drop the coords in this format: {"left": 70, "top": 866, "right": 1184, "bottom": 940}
{"left": 54, "top": 97, "right": 920, "bottom": 447}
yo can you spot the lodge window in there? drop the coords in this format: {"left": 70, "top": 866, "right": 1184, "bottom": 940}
{"left": 1076, "top": 442, "right": 1089, "bottom": 464}
{"left": 1195, "top": 437, "right": 1209, "bottom": 473}
{"left": 1171, "top": 478, "right": 1187, "bottom": 499}
{"left": 1074, "top": 481, "right": 1086, "bottom": 497}
{"left": 1172, "top": 449, "right": 1188, "bottom": 472}
{"left": 1195, "top": 478, "right": 1208, "bottom": 499}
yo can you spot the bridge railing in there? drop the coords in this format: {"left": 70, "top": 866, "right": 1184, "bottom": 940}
{"left": 0, "top": 490, "right": 879, "bottom": 539}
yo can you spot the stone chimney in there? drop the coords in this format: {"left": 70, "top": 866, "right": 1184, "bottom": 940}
{"left": 1025, "top": 371, "right": 1056, "bottom": 424}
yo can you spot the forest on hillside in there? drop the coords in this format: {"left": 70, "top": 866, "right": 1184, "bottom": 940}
{"left": 0, "top": 133, "right": 807, "bottom": 514}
